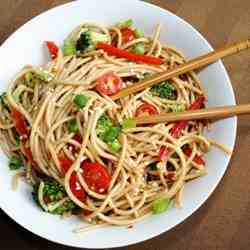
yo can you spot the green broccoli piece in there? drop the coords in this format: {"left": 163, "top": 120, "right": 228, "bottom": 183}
{"left": 96, "top": 115, "right": 122, "bottom": 151}
{"left": 52, "top": 200, "right": 76, "bottom": 215}
{"left": 76, "top": 29, "right": 109, "bottom": 53}
{"left": 96, "top": 115, "right": 113, "bottom": 137}
{"left": 9, "top": 155, "right": 23, "bottom": 170}
{"left": 150, "top": 81, "right": 177, "bottom": 100}
{"left": 0, "top": 92, "right": 8, "bottom": 108}
{"left": 32, "top": 177, "right": 76, "bottom": 215}
{"left": 102, "top": 126, "right": 122, "bottom": 143}
{"left": 42, "top": 177, "right": 65, "bottom": 202}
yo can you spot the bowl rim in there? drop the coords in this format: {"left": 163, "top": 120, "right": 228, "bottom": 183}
{"left": 0, "top": 0, "right": 237, "bottom": 248}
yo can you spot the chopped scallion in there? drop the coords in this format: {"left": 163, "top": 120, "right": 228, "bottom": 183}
{"left": 134, "top": 28, "right": 144, "bottom": 38}
{"left": 122, "top": 118, "right": 136, "bottom": 129}
{"left": 73, "top": 94, "right": 88, "bottom": 108}
{"left": 68, "top": 119, "right": 79, "bottom": 133}
{"left": 152, "top": 196, "right": 171, "bottom": 214}
{"left": 109, "top": 139, "right": 122, "bottom": 153}
{"left": 119, "top": 19, "right": 134, "bottom": 29}
{"left": 132, "top": 43, "right": 145, "bottom": 54}
{"left": 63, "top": 40, "right": 76, "bottom": 56}
{"left": 103, "top": 126, "right": 121, "bottom": 143}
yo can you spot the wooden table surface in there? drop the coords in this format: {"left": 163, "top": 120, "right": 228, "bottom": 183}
{"left": 1, "top": 1, "right": 250, "bottom": 250}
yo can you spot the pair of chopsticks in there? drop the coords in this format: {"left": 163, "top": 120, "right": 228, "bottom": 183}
{"left": 110, "top": 39, "right": 250, "bottom": 124}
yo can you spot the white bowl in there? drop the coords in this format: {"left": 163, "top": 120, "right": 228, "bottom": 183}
{"left": 0, "top": 0, "right": 236, "bottom": 248}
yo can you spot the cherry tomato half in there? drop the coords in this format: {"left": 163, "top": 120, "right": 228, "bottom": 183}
{"left": 96, "top": 71, "right": 122, "bottom": 96}
{"left": 11, "top": 108, "right": 29, "bottom": 136}
{"left": 121, "top": 27, "right": 135, "bottom": 44}
{"left": 69, "top": 172, "right": 86, "bottom": 202}
{"left": 135, "top": 102, "right": 159, "bottom": 117}
{"left": 45, "top": 41, "right": 59, "bottom": 60}
{"left": 81, "top": 161, "right": 110, "bottom": 194}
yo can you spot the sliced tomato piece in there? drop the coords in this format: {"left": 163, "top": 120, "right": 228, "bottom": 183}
{"left": 81, "top": 161, "right": 110, "bottom": 194}
{"left": 135, "top": 102, "right": 159, "bottom": 117}
{"left": 96, "top": 71, "right": 122, "bottom": 96}
{"left": 45, "top": 41, "right": 59, "bottom": 60}
{"left": 11, "top": 108, "right": 29, "bottom": 137}
{"left": 183, "top": 147, "right": 205, "bottom": 165}
{"left": 121, "top": 27, "right": 135, "bottom": 44}
{"left": 58, "top": 150, "right": 73, "bottom": 175}
{"left": 69, "top": 172, "right": 86, "bottom": 202}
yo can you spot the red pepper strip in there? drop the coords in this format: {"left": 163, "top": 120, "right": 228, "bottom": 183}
{"left": 45, "top": 41, "right": 59, "bottom": 60}
{"left": 170, "top": 96, "right": 205, "bottom": 138}
{"left": 11, "top": 108, "right": 29, "bottom": 137}
{"left": 159, "top": 146, "right": 169, "bottom": 161}
{"left": 158, "top": 96, "right": 205, "bottom": 161}
{"left": 96, "top": 42, "right": 163, "bottom": 65}
{"left": 183, "top": 147, "right": 205, "bottom": 165}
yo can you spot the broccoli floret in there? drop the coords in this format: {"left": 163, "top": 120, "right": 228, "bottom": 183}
{"left": 96, "top": 115, "right": 113, "bottom": 137}
{"left": 9, "top": 155, "right": 23, "bottom": 170}
{"left": 150, "top": 81, "right": 177, "bottom": 100}
{"left": 0, "top": 92, "right": 8, "bottom": 108}
{"left": 96, "top": 115, "right": 122, "bottom": 152}
{"left": 76, "top": 29, "right": 109, "bottom": 53}
{"left": 102, "top": 126, "right": 122, "bottom": 143}
{"left": 52, "top": 200, "right": 76, "bottom": 215}
{"left": 42, "top": 177, "right": 65, "bottom": 202}
{"left": 32, "top": 177, "right": 76, "bottom": 215}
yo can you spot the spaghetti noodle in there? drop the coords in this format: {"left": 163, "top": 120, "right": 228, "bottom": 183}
{"left": 0, "top": 20, "right": 230, "bottom": 229}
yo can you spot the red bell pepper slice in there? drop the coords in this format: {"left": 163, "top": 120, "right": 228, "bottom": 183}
{"left": 11, "top": 108, "right": 29, "bottom": 137}
{"left": 158, "top": 96, "right": 205, "bottom": 162}
{"left": 45, "top": 41, "right": 59, "bottom": 60}
{"left": 183, "top": 147, "right": 205, "bottom": 165}
{"left": 96, "top": 42, "right": 163, "bottom": 65}
{"left": 170, "top": 96, "right": 205, "bottom": 138}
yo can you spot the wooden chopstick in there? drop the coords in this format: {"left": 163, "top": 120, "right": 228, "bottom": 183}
{"left": 134, "top": 104, "right": 250, "bottom": 125}
{"left": 111, "top": 39, "right": 250, "bottom": 101}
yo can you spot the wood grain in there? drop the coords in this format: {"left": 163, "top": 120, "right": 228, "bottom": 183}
{"left": 134, "top": 104, "right": 250, "bottom": 125}
{"left": 111, "top": 39, "right": 250, "bottom": 100}
{"left": 1, "top": 1, "right": 250, "bottom": 250}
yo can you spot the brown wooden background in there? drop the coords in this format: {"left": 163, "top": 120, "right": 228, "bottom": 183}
{"left": 1, "top": 1, "right": 250, "bottom": 249}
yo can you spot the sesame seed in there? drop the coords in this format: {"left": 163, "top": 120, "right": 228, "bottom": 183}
{"left": 152, "top": 182, "right": 158, "bottom": 187}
